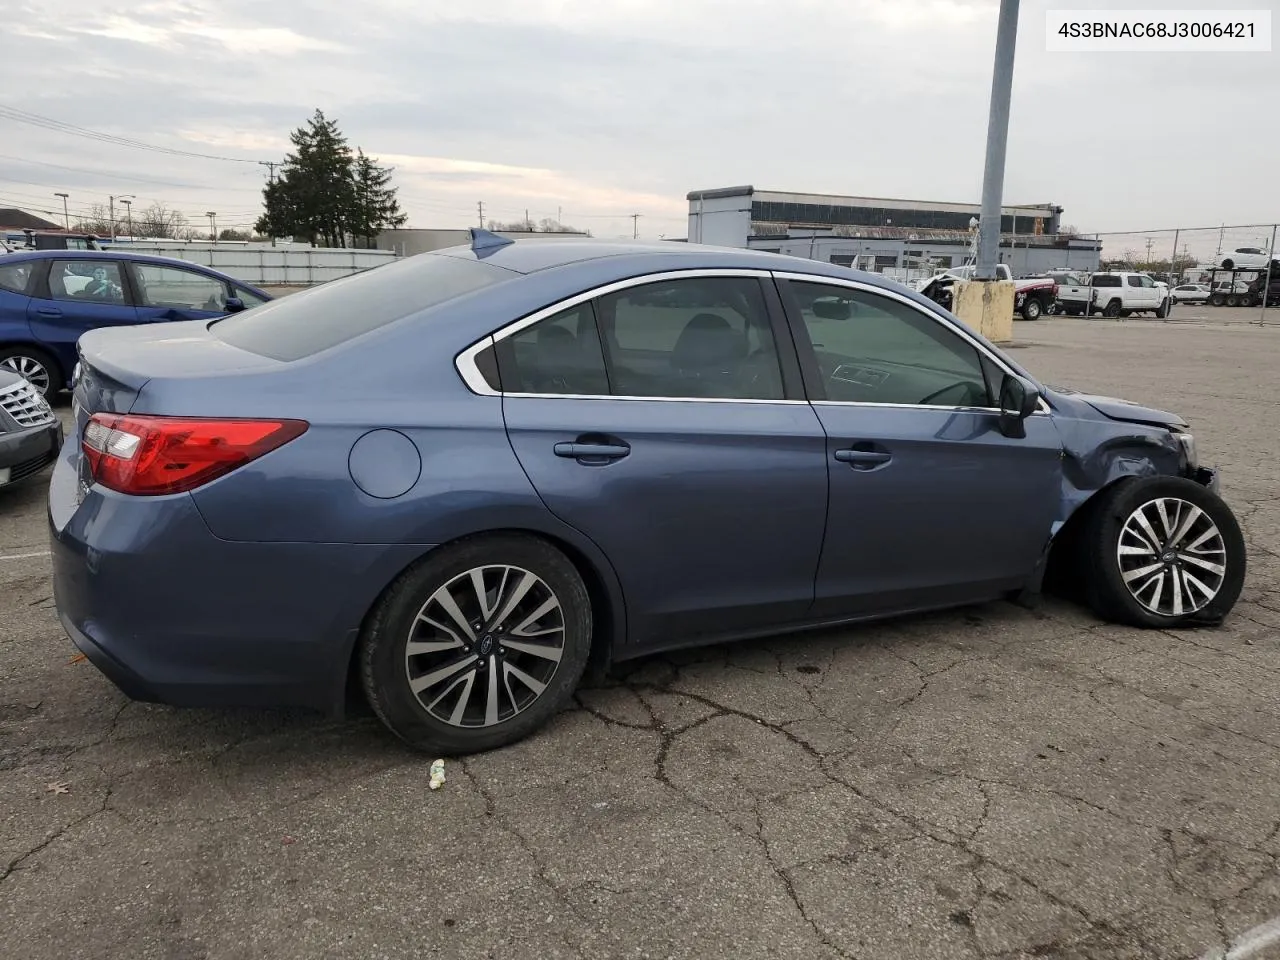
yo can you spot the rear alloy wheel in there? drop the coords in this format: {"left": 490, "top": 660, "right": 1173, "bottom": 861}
{"left": 361, "top": 534, "right": 592, "bottom": 754}
{"left": 1084, "top": 477, "right": 1245, "bottom": 628}
{"left": 0, "top": 347, "right": 59, "bottom": 398}
{"left": 1022, "top": 298, "right": 1043, "bottom": 321}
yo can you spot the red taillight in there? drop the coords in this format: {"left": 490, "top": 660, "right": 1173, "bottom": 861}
{"left": 81, "top": 414, "right": 308, "bottom": 496}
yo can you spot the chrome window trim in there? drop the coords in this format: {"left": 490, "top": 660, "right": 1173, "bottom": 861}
{"left": 455, "top": 268, "right": 779, "bottom": 400}
{"left": 455, "top": 266, "right": 1050, "bottom": 415}
{"left": 771, "top": 271, "right": 1052, "bottom": 416}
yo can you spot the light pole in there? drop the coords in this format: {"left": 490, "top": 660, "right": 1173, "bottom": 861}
{"left": 121, "top": 199, "right": 132, "bottom": 239}
{"left": 108, "top": 194, "right": 135, "bottom": 242}
{"left": 54, "top": 192, "right": 70, "bottom": 230}
{"left": 206, "top": 211, "right": 217, "bottom": 242}
{"left": 975, "top": 0, "right": 1020, "bottom": 280}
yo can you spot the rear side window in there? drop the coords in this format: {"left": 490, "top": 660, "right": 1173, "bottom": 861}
{"left": 212, "top": 254, "right": 509, "bottom": 361}
{"left": 497, "top": 303, "right": 610, "bottom": 395}
{"left": 0, "top": 262, "right": 34, "bottom": 294}
{"left": 1091, "top": 275, "right": 1121, "bottom": 287}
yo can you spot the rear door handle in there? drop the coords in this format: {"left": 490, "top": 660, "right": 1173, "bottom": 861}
{"left": 834, "top": 448, "right": 892, "bottom": 469}
{"left": 554, "top": 442, "right": 630, "bottom": 461}
{"left": 36, "top": 308, "right": 62, "bottom": 317}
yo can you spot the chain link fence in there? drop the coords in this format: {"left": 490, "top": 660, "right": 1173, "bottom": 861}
{"left": 1082, "top": 223, "right": 1279, "bottom": 323}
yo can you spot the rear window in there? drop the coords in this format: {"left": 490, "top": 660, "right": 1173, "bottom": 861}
{"left": 1091, "top": 274, "right": 1121, "bottom": 287}
{"left": 211, "top": 254, "right": 510, "bottom": 361}
{"left": 0, "top": 261, "right": 34, "bottom": 294}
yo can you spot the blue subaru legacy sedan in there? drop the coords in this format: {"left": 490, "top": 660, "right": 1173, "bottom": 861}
{"left": 0, "top": 249, "right": 271, "bottom": 397}
{"left": 48, "top": 233, "right": 1245, "bottom": 755}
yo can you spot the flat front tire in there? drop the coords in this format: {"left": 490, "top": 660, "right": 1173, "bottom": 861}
{"left": 360, "top": 534, "right": 593, "bottom": 754}
{"left": 1083, "top": 477, "right": 1246, "bottom": 628}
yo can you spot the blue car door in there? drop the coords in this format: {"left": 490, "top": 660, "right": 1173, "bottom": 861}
{"left": 27, "top": 258, "right": 139, "bottom": 378}
{"left": 495, "top": 271, "right": 829, "bottom": 650}
{"left": 775, "top": 275, "right": 1064, "bottom": 619}
{"left": 128, "top": 260, "right": 234, "bottom": 322}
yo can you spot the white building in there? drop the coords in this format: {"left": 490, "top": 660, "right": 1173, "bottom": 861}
{"left": 687, "top": 186, "right": 1100, "bottom": 277}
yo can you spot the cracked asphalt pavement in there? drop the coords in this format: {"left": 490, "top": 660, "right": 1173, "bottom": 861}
{"left": 3, "top": 315, "right": 1280, "bottom": 960}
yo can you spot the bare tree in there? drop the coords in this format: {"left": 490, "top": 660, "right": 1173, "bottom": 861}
{"left": 134, "top": 202, "right": 189, "bottom": 239}
{"left": 70, "top": 203, "right": 117, "bottom": 236}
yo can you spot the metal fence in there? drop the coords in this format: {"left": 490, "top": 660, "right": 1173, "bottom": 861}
{"left": 1083, "top": 223, "right": 1279, "bottom": 324}
{"left": 100, "top": 242, "right": 397, "bottom": 286}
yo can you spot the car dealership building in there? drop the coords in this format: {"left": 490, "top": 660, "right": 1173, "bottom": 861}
{"left": 686, "top": 186, "right": 1101, "bottom": 278}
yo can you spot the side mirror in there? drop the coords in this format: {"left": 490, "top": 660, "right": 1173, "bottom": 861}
{"left": 223, "top": 297, "right": 246, "bottom": 313}
{"left": 998, "top": 373, "right": 1041, "bottom": 438}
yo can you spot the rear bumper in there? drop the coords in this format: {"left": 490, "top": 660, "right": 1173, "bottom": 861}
{"left": 0, "top": 420, "right": 62, "bottom": 487}
{"left": 48, "top": 447, "right": 431, "bottom": 713}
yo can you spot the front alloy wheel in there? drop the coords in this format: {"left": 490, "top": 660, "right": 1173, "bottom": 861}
{"left": 1084, "top": 477, "right": 1245, "bottom": 628}
{"left": 1117, "top": 498, "right": 1226, "bottom": 617}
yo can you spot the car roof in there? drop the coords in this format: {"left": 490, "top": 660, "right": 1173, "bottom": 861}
{"left": 0, "top": 248, "right": 269, "bottom": 293}
{"left": 427, "top": 236, "right": 910, "bottom": 290}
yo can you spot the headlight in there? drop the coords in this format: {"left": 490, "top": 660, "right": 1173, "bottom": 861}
{"left": 1174, "top": 432, "right": 1197, "bottom": 469}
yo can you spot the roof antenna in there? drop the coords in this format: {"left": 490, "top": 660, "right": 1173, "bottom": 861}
{"left": 469, "top": 228, "right": 514, "bottom": 255}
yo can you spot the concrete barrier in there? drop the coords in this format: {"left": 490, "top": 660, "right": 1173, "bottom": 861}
{"left": 952, "top": 279, "right": 1014, "bottom": 343}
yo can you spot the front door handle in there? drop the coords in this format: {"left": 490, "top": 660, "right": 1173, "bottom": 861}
{"left": 834, "top": 448, "right": 893, "bottom": 470}
{"left": 554, "top": 441, "right": 630, "bottom": 461}
{"left": 36, "top": 307, "right": 62, "bottom": 317}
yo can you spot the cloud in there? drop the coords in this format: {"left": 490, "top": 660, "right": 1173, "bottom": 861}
{"left": 1, "top": 0, "right": 1273, "bottom": 239}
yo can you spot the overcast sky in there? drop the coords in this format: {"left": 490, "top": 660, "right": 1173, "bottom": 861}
{"left": 2, "top": 0, "right": 1276, "bottom": 247}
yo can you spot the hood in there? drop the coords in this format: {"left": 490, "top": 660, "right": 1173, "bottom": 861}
{"left": 1047, "top": 385, "right": 1187, "bottom": 429}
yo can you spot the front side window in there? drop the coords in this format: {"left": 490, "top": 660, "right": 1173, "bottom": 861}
{"left": 1127, "top": 276, "right": 1142, "bottom": 288}
{"left": 594, "top": 276, "right": 784, "bottom": 400}
{"left": 788, "top": 280, "right": 992, "bottom": 408}
{"left": 48, "top": 260, "right": 126, "bottom": 304}
{"left": 497, "top": 303, "right": 610, "bottom": 396}
{"left": 134, "top": 263, "right": 228, "bottom": 310}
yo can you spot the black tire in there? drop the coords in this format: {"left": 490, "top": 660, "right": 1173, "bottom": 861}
{"left": 1083, "top": 477, "right": 1246, "bottom": 628}
{"left": 1226, "top": 294, "right": 1240, "bottom": 307}
{"left": 1210, "top": 293, "right": 1227, "bottom": 307}
{"left": 1242, "top": 295, "right": 1257, "bottom": 308}
{"left": 1221, "top": 259, "right": 1235, "bottom": 270}
{"left": 1156, "top": 297, "right": 1171, "bottom": 319}
{"left": 1103, "top": 299, "right": 1122, "bottom": 318}
{"left": 1021, "top": 298, "right": 1043, "bottom": 321}
{"left": 0, "top": 346, "right": 62, "bottom": 398}
{"left": 360, "top": 534, "right": 593, "bottom": 754}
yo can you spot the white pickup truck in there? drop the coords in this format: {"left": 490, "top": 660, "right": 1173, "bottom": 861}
{"left": 1087, "top": 272, "right": 1172, "bottom": 319}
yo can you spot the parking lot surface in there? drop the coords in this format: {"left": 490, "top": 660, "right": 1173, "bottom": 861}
{"left": 2, "top": 313, "right": 1279, "bottom": 960}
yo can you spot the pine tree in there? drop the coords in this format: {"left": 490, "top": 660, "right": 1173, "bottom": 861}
{"left": 350, "top": 149, "right": 407, "bottom": 247}
{"left": 256, "top": 109, "right": 356, "bottom": 247}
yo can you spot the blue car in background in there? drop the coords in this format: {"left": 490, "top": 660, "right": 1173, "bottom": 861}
{"left": 0, "top": 250, "right": 271, "bottom": 396}
{"left": 49, "top": 233, "right": 1245, "bottom": 756}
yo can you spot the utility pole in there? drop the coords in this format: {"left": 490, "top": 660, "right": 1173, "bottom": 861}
{"left": 122, "top": 199, "right": 132, "bottom": 239}
{"left": 477, "top": 201, "right": 485, "bottom": 229}
{"left": 975, "top": 0, "right": 1020, "bottom": 280}
{"left": 206, "top": 211, "right": 217, "bottom": 242}
{"left": 630, "top": 213, "right": 641, "bottom": 239}
{"left": 107, "top": 194, "right": 135, "bottom": 242}
{"left": 54, "top": 192, "right": 69, "bottom": 230}
{"left": 1145, "top": 236, "right": 1155, "bottom": 266}
{"left": 258, "top": 160, "right": 278, "bottom": 184}
{"left": 525, "top": 208, "right": 531, "bottom": 231}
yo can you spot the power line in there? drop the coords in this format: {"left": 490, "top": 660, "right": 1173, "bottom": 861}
{"left": 0, "top": 153, "right": 257, "bottom": 191}
{"left": 0, "top": 103, "right": 264, "bottom": 164}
